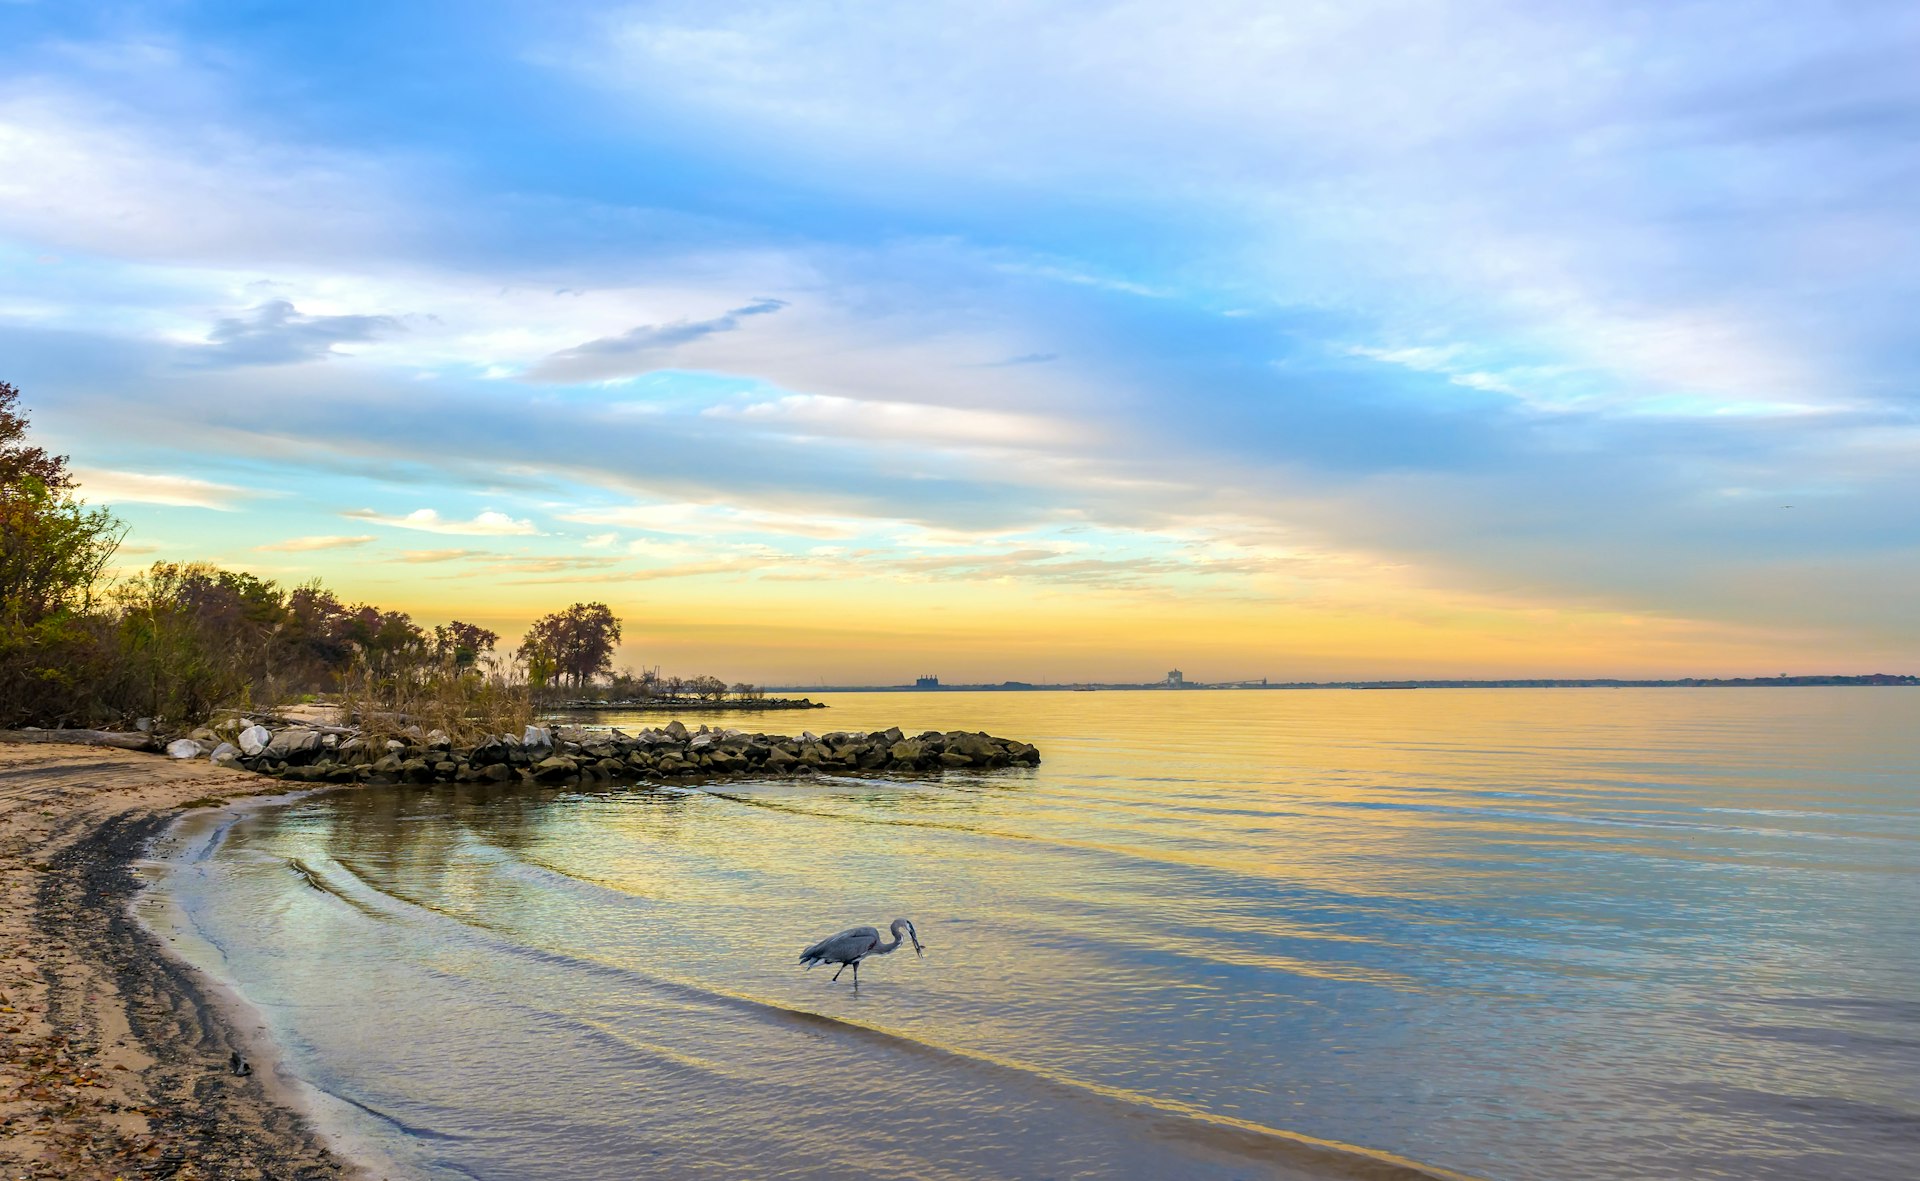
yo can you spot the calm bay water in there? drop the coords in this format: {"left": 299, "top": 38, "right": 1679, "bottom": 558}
{"left": 154, "top": 690, "right": 1920, "bottom": 1180}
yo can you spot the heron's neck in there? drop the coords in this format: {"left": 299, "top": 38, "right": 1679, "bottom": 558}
{"left": 874, "top": 933, "right": 903, "bottom": 954}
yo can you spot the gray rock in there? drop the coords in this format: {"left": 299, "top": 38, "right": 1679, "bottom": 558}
{"left": 470, "top": 739, "right": 511, "bottom": 765}
{"left": 426, "top": 728, "right": 451, "bottom": 747}
{"left": 166, "top": 738, "right": 203, "bottom": 759}
{"left": 523, "top": 724, "right": 554, "bottom": 749}
{"left": 945, "top": 733, "right": 1000, "bottom": 762}
{"left": 209, "top": 742, "right": 240, "bottom": 765}
{"left": 237, "top": 724, "right": 272, "bottom": 757}
{"left": 888, "top": 739, "right": 926, "bottom": 764}
{"left": 264, "top": 728, "right": 322, "bottom": 761}
{"left": 532, "top": 755, "right": 577, "bottom": 781}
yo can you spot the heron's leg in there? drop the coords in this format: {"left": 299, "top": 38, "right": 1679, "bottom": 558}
{"left": 852, "top": 961, "right": 859, "bottom": 990}
{"left": 831, "top": 963, "right": 846, "bottom": 982}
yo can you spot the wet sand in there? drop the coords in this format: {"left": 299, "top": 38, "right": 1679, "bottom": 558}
{"left": 0, "top": 741, "right": 354, "bottom": 1181}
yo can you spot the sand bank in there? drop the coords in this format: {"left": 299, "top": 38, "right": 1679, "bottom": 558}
{"left": 0, "top": 741, "right": 355, "bottom": 1180}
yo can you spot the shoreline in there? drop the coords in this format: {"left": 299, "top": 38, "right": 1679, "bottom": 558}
{"left": 0, "top": 741, "right": 360, "bottom": 1180}
{"left": 549, "top": 698, "right": 826, "bottom": 711}
{"left": 0, "top": 735, "right": 1477, "bottom": 1181}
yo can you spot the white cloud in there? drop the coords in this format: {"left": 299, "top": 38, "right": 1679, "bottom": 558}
{"left": 0, "top": 88, "right": 406, "bottom": 263}
{"left": 344, "top": 508, "right": 540, "bottom": 536}
{"left": 72, "top": 467, "right": 260, "bottom": 510}
{"left": 704, "top": 392, "right": 1076, "bottom": 449}
{"left": 565, "top": 500, "right": 872, "bottom": 540}
{"left": 397, "top": 548, "right": 485, "bottom": 563}
{"left": 254, "top": 534, "right": 377, "bottom": 552}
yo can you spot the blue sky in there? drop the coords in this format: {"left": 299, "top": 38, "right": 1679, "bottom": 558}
{"left": 3, "top": 1, "right": 1916, "bottom": 680}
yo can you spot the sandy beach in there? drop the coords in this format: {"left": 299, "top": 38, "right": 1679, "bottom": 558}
{"left": 0, "top": 741, "right": 353, "bottom": 1181}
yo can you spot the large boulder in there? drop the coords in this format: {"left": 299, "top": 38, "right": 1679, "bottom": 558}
{"left": 523, "top": 724, "right": 554, "bottom": 750}
{"left": 888, "top": 739, "right": 927, "bottom": 766}
{"left": 663, "top": 720, "right": 689, "bottom": 740}
{"left": 944, "top": 733, "right": 1002, "bottom": 764}
{"left": 532, "top": 755, "right": 577, "bottom": 782}
{"left": 237, "top": 724, "right": 272, "bottom": 757}
{"left": 264, "top": 728, "right": 323, "bottom": 762}
{"left": 209, "top": 742, "right": 241, "bottom": 766}
{"left": 470, "top": 738, "right": 512, "bottom": 765}
{"left": 166, "top": 738, "right": 203, "bottom": 760}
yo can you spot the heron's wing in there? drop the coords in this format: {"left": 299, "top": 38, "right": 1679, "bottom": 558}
{"left": 799, "top": 926, "right": 880, "bottom": 964}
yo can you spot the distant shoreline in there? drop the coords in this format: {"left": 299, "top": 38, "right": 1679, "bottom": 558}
{"left": 549, "top": 697, "right": 827, "bottom": 711}
{"left": 767, "top": 674, "right": 1918, "bottom": 693}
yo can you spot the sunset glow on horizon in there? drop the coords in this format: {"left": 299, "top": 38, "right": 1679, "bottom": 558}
{"left": 6, "top": 2, "right": 1915, "bottom": 682}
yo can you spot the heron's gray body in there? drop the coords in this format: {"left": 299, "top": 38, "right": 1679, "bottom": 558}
{"left": 799, "top": 918, "right": 922, "bottom": 987}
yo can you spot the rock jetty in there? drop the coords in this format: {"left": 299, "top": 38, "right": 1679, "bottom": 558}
{"left": 162, "top": 719, "right": 1041, "bottom": 787}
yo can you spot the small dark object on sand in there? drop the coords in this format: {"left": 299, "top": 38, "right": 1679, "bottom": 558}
{"left": 229, "top": 1051, "right": 253, "bottom": 1077}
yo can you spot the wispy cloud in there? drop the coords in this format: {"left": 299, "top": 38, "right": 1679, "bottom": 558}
{"left": 345, "top": 508, "right": 540, "bottom": 536}
{"left": 72, "top": 468, "right": 260, "bottom": 510}
{"left": 192, "top": 299, "right": 402, "bottom": 367}
{"left": 527, "top": 298, "right": 787, "bottom": 383}
{"left": 397, "top": 548, "right": 486, "bottom": 563}
{"left": 255, "top": 534, "right": 376, "bottom": 552}
{"left": 704, "top": 393, "right": 1075, "bottom": 449}
{"left": 562, "top": 500, "right": 870, "bottom": 540}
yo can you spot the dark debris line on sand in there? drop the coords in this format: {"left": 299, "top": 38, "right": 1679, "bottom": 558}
{"left": 0, "top": 749, "right": 350, "bottom": 1181}
{"left": 0, "top": 721, "right": 1040, "bottom": 1179}
{"left": 43, "top": 816, "right": 343, "bottom": 1180}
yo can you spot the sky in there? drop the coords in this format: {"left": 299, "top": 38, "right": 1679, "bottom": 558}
{"left": 3, "top": 1, "right": 1916, "bottom": 684}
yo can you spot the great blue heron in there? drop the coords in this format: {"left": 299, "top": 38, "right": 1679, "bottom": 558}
{"left": 799, "top": 918, "right": 923, "bottom": 988}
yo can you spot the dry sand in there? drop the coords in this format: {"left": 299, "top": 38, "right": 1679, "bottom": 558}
{"left": 0, "top": 740, "right": 355, "bottom": 1181}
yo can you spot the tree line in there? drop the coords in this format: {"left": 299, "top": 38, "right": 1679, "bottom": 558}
{"left": 0, "top": 382, "right": 755, "bottom": 730}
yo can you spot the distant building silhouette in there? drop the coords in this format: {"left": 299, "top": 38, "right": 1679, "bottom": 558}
{"left": 915, "top": 675, "right": 940, "bottom": 688}
{"left": 1166, "top": 669, "right": 1184, "bottom": 686}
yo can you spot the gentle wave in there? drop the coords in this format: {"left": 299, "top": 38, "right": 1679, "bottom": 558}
{"left": 300, "top": 849, "right": 1476, "bottom": 1180}
{"left": 161, "top": 690, "right": 1920, "bottom": 1181}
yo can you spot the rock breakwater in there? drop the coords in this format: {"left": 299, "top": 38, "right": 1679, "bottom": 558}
{"left": 164, "top": 719, "right": 1041, "bottom": 787}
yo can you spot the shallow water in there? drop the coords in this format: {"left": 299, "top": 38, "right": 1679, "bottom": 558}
{"left": 157, "top": 689, "right": 1920, "bottom": 1180}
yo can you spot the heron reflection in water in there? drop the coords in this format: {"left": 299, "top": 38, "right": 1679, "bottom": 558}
{"left": 799, "top": 918, "right": 924, "bottom": 989}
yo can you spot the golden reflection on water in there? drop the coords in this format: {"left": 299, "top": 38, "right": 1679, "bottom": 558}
{"left": 174, "top": 689, "right": 1920, "bottom": 1181}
